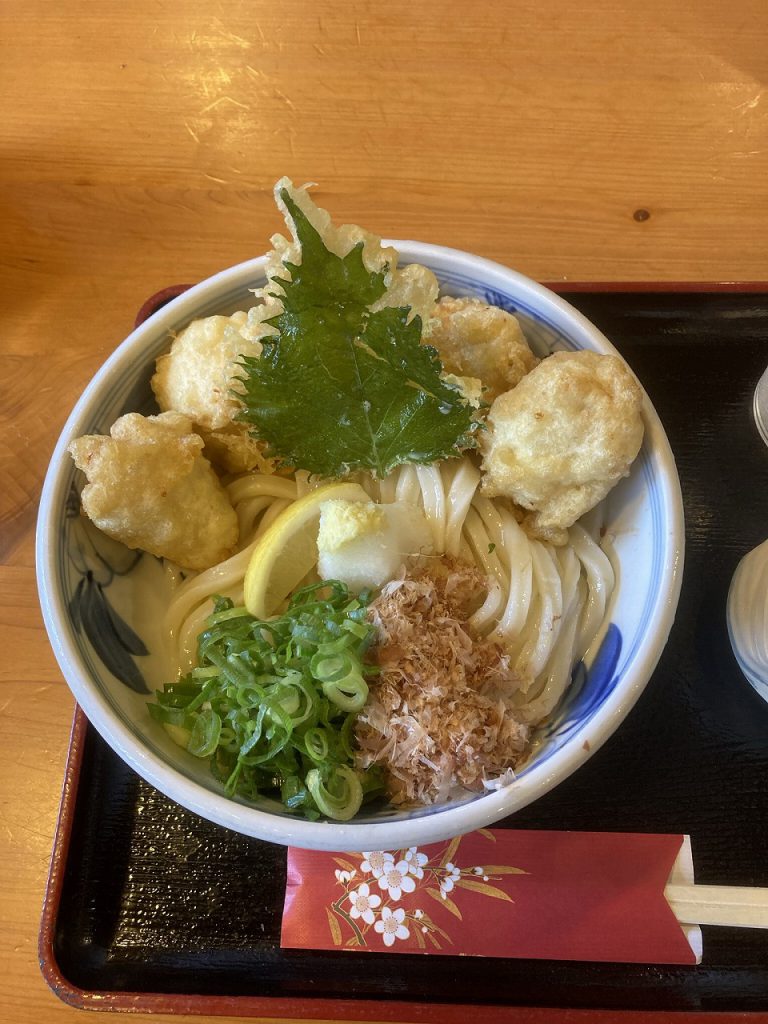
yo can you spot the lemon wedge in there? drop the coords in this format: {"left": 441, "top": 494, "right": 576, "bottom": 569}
{"left": 243, "top": 481, "right": 371, "bottom": 618}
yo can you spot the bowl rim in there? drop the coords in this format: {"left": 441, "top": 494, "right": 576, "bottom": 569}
{"left": 36, "top": 241, "right": 685, "bottom": 851}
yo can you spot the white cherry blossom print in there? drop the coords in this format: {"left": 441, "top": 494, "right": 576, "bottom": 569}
{"left": 335, "top": 869, "right": 354, "bottom": 884}
{"left": 403, "top": 847, "right": 428, "bottom": 879}
{"left": 348, "top": 883, "right": 382, "bottom": 925}
{"left": 377, "top": 859, "right": 417, "bottom": 901}
{"left": 374, "top": 906, "right": 410, "bottom": 947}
{"left": 440, "top": 862, "right": 461, "bottom": 897}
{"left": 360, "top": 851, "right": 394, "bottom": 879}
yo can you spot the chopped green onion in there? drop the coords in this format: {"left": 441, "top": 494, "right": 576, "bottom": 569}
{"left": 147, "top": 580, "right": 382, "bottom": 820}
{"left": 191, "top": 666, "right": 222, "bottom": 680}
{"left": 310, "top": 651, "right": 353, "bottom": 683}
{"left": 208, "top": 604, "right": 250, "bottom": 625}
{"left": 303, "top": 726, "right": 330, "bottom": 762}
{"left": 187, "top": 708, "right": 222, "bottom": 757}
{"left": 321, "top": 674, "right": 368, "bottom": 712}
{"left": 306, "top": 764, "right": 363, "bottom": 821}
{"left": 342, "top": 618, "right": 371, "bottom": 640}
{"left": 148, "top": 702, "right": 188, "bottom": 727}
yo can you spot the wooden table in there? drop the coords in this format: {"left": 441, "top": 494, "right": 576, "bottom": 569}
{"left": 2, "top": 2, "right": 767, "bottom": 1021}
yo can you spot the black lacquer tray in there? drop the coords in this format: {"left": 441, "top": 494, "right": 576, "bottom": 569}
{"left": 40, "top": 287, "right": 768, "bottom": 1020}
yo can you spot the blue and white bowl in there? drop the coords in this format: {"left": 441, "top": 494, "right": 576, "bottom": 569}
{"left": 37, "top": 243, "right": 684, "bottom": 851}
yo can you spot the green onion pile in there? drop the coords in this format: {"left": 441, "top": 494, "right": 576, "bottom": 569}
{"left": 148, "top": 581, "right": 384, "bottom": 820}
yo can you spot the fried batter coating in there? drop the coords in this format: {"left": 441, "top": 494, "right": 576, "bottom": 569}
{"left": 270, "top": 177, "right": 439, "bottom": 323}
{"left": 68, "top": 412, "right": 239, "bottom": 570}
{"left": 480, "top": 351, "right": 644, "bottom": 543}
{"left": 198, "top": 422, "right": 275, "bottom": 476}
{"left": 151, "top": 312, "right": 273, "bottom": 474}
{"left": 424, "top": 296, "right": 539, "bottom": 402}
{"left": 152, "top": 312, "right": 255, "bottom": 431}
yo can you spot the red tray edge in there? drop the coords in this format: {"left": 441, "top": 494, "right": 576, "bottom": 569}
{"left": 40, "top": 282, "right": 768, "bottom": 1020}
{"left": 39, "top": 715, "right": 763, "bottom": 1022}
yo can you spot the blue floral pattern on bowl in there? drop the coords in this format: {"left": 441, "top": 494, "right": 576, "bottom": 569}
{"left": 65, "top": 487, "right": 150, "bottom": 693}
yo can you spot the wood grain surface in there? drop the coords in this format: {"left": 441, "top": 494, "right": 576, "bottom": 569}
{"left": 2, "top": 1, "right": 767, "bottom": 1021}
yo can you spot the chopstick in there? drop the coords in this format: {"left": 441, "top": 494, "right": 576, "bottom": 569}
{"left": 665, "top": 883, "right": 768, "bottom": 928}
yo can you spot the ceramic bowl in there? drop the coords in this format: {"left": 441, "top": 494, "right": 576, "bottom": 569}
{"left": 727, "top": 537, "right": 768, "bottom": 704}
{"left": 37, "top": 243, "right": 685, "bottom": 851}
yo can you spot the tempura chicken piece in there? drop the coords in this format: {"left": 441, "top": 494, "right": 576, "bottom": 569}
{"left": 68, "top": 412, "right": 239, "bottom": 571}
{"left": 424, "top": 296, "right": 539, "bottom": 402}
{"left": 151, "top": 312, "right": 273, "bottom": 474}
{"left": 480, "top": 350, "right": 644, "bottom": 544}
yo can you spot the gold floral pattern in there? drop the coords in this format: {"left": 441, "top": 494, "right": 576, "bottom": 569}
{"left": 327, "top": 830, "right": 526, "bottom": 950}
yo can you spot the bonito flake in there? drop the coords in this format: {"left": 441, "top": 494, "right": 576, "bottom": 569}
{"left": 356, "top": 558, "right": 529, "bottom": 805}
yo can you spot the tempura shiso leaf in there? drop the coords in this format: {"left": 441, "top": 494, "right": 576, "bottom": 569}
{"left": 237, "top": 185, "right": 478, "bottom": 478}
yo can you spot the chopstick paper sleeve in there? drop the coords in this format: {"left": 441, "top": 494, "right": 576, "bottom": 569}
{"left": 281, "top": 830, "right": 701, "bottom": 964}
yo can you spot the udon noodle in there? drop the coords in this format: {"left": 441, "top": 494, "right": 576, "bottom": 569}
{"left": 165, "top": 455, "right": 615, "bottom": 730}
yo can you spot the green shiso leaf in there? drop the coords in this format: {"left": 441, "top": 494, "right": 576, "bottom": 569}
{"left": 237, "top": 189, "right": 476, "bottom": 477}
